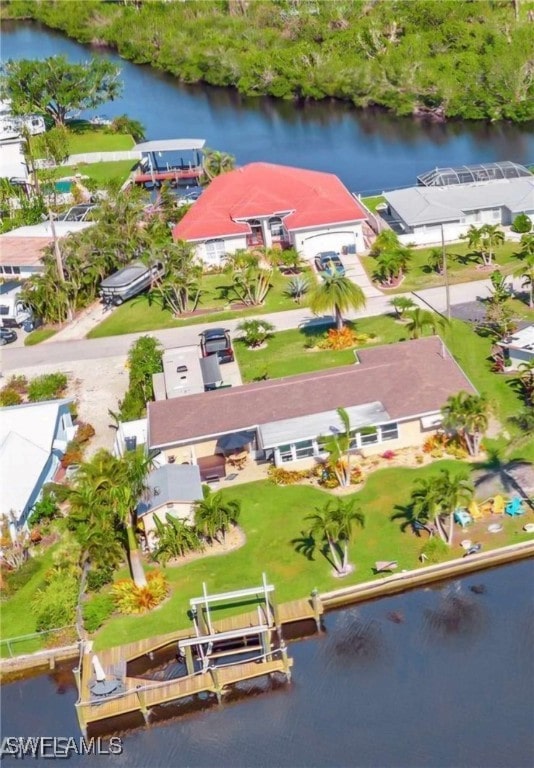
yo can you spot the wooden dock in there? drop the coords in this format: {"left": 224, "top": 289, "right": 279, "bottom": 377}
{"left": 75, "top": 594, "right": 321, "bottom": 734}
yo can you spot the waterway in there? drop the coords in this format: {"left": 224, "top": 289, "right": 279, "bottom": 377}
{"left": 2, "top": 561, "right": 533, "bottom": 767}
{"left": 3, "top": 22, "right": 534, "bottom": 194}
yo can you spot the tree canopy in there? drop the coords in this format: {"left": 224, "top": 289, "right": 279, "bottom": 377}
{"left": 1, "top": 55, "right": 122, "bottom": 126}
{"left": 4, "top": 0, "right": 533, "bottom": 123}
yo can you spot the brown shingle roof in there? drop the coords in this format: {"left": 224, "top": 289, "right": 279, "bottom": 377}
{"left": 0, "top": 237, "right": 50, "bottom": 267}
{"left": 148, "top": 337, "right": 476, "bottom": 448}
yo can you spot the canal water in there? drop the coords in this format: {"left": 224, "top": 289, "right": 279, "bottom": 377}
{"left": 2, "top": 560, "right": 533, "bottom": 767}
{"left": 3, "top": 22, "right": 534, "bottom": 194}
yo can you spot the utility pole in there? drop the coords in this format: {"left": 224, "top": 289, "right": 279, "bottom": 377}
{"left": 48, "top": 209, "right": 73, "bottom": 322}
{"left": 441, "top": 224, "right": 451, "bottom": 321}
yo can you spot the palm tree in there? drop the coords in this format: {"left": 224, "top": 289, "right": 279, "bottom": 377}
{"left": 441, "top": 391, "right": 489, "bottom": 457}
{"left": 370, "top": 228, "right": 400, "bottom": 257}
{"left": 305, "top": 499, "right": 364, "bottom": 575}
{"left": 152, "top": 514, "right": 202, "bottom": 565}
{"left": 438, "top": 470, "right": 474, "bottom": 547}
{"left": 518, "top": 359, "right": 534, "bottom": 406}
{"left": 410, "top": 469, "right": 472, "bottom": 546}
{"left": 194, "top": 487, "right": 241, "bottom": 543}
{"left": 427, "top": 247, "right": 445, "bottom": 274}
{"left": 319, "top": 407, "right": 354, "bottom": 487}
{"left": 389, "top": 295, "right": 416, "bottom": 319}
{"left": 202, "top": 148, "right": 236, "bottom": 181}
{"left": 309, "top": 274, "right": 366, "bottom": 330}
{"left": 480, "top": 224, "right": 505, "bottom": 265}
{"left": 405, "top": 308, "right": 443, "bottom": 339}
{"left": 515, "top": 255, "right": 534, "bottom": 308}
{"left": 519, "top": 233, "right": 534, "bottom": 259}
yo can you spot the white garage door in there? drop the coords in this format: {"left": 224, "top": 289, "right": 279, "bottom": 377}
{"left": 300, "top": 231, "right": 355, "bottom": 260}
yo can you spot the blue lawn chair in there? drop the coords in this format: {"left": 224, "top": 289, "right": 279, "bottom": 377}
{"left": 505, "top": 497, "right": 524, "bottom": 517}
{"left": 454, "top": 509, "right": 473, "bottom": 528}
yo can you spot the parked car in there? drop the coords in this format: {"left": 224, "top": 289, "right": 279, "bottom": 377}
{"left": 0, "top": 328, "right": 18, "bottom": 345}
{"left": 199, "top": 328, "right": 234, "bottom": 364}
{"left": 314, "top": 251, "right": 345, "bottom": 276}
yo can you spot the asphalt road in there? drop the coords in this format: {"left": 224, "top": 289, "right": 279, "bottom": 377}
{"left": 0, "top": 276, "right": 503, "bottom": 372}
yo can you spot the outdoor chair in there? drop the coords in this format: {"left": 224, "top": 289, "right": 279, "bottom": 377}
{"left": 374, "top": 560, "right": 398, "bottom": 574}
{"left": 492, "top": 495, "right": 505, "bottom": 515}
{"left": 505, "top": 497, "right": 524, "bottom": 517}
{"left": 454, "top": 509, "right": 473, "bottom": 528}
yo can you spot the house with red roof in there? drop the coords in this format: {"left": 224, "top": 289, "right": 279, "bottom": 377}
{"left": 172, "top": 163, "right": 368, "bottom": 266}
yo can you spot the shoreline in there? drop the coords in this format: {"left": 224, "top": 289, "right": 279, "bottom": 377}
{"left": 2, "top": 539, "right": 532, "bottom": 683}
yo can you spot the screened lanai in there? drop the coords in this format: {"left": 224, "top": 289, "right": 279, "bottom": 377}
{"left": 417, "top": 161, "right": 531, "bottom": 187}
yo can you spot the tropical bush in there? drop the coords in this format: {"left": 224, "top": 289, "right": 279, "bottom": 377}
{"left": 285, "top": 275, "right": 310, "bottom": 303}
{"left": 4, "top": 375, "right": 28, "bottom": 394}
{"left": 267, "top": 466, "right": 311, "bottom": 486}
{"left": 27, "top": 372, "right": 68, "bottom": 402}
{"left": 318, "top": 327, "right": 370, "bottom": 350}
{"left": 110, "top": 114, "right": 145, "bottom": 142}
{"left": 0, "top": 388, "right": 22, "bottom": 407}
{"left": 511, "top": 214, "right": 532, "bottom": 234}
{"left": 118, "top": 335, "right": 164, "bottom": 420}
{"left": 237, "top": 319, "right": 275, "bottom": 348}
{"left": 30, "top": 495, "right": 60, "bottom": 526}
{"left": 86, "top": 565, "right": 115, "bottom": 593}
{"left": 420, "top": 536, "right": 449, "bottom": 564}
{"left": 112, "top": 570, "right": 169, "bottom": 614}
{"left": 32, "top": 572, "right": 79, "bottom": 632}
{"left": 83, "top": 593, "right": 115, "bottom": 632}
{"left": 2, "top": 557, "right": 41, "bottom": 599}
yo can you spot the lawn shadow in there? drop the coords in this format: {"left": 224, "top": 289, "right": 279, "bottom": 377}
{"left": 452, "top": 250, "right": 480, "bottom": 267}
{"left": 291, "top": 530, "right": 339, "bottom": 571}
{"left": 391, "top": 502, "right": 418, "bottom": 534}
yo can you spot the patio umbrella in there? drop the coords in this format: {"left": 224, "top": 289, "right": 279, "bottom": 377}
{"left": 215, "top": 431, "right": 255, "bottom": 455}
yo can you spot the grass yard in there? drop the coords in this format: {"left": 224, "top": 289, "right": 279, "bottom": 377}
{"left": 93, "top": 463, "right": 533, "bottom": 650}
{"left": 87, "top": 269, "right": 313, "bottom": 338}
{"left": 235, "top": 315, "right": 409, "bottom": 382}
{"left": 0, "top": 547, "right": 58, "bottom": 656}
{"left": 24, "top": 328, "right": 57, "bottom": 346}
{"left": 40, "top": 159, "right": 137, "bottom": 187}
{"left": 32, "top": 126, "right": 135, "bottom": 156}
{"left": 361, "top": 195, "right": 386, "bottom": 213}
{"left": 361, "top": 241, "right": 525, "bottom": 294}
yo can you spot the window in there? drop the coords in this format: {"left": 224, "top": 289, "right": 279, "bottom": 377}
{"left": 3, "top": 266, "right": 13, "bottom": 275}
{"left": 358, "top": 427, "right": 379, "bottom": 446}
{"left": 380, "top": 422, "right": 399, "bottom": 441}
{"left": 205, "top": 239, "right": 226, "bottom": 263}
{"left": 294, "top": 439, "right": 314, "bottom": 459}
{"left": 278, "top": 444, "right": 293, "bottom": 463}
{"left": 269, "top": 216, "right": 284, "bottom": 237}
{"left": 12, "top": 267, "right": 20, "bottom": 275}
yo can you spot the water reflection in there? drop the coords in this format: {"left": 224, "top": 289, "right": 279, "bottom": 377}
{"left": 421, "top": 583, "right": 488, "bottom": 645}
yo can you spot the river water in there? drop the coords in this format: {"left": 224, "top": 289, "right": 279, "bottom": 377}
{"left": 3, "top": 22, "right": 534, "bottom": 194}
{"left": 2, "top": 23, "right": 534, "bottom": 767}
{"left": 2, "top": 561, "right": 534, "bottom": 767}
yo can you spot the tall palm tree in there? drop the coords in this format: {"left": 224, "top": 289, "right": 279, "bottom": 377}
{"left": 519, "top": 233, "right": 534, "bottom": 259}
{"left": 389, "top": 295, "right": 416, "bottom": 319}
{"left": 515, "top": 255, "right": 534, "bottom": 309}
{"left": 305, "top": 499, "right": 364, "bottom": 575}
{"left": 319, "top": 407, "right": 354, "bottom": 487}
{"left": 441, "top": 391, "right": 489, "bottom": 456}
{"left": 409, "top": 469, "right": 472, "bottom": 546}
{"left": 194, "top": 487, "right": 241, "bottom": 543}
{"left": 309, "top": 274, "right": 366, "bottom": 330}
{"left": 439, "top": 470, "right": 474, "bottom": 547}
{"left": 427, "top": 247, "right": 444, "bottom": 274}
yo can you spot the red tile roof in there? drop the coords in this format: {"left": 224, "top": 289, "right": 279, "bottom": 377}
{"left": 0, "top": 237, "right": 50, "bottom": 267}
{"left": 148, "top": 337, "right": 476, "bottom": 448}
{"left": 173, "top": 163, "right": 366, "bottom": 242}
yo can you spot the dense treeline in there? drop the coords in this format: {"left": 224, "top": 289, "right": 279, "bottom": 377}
{"left": 3, "top": 0, "right": 534, "bottom": 123}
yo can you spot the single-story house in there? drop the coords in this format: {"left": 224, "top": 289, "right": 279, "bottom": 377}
{"left": 147, "top": 337, "right": 476, "bottom": 477}
{"left": 497, "top": 325, "right": 534, "bottom": 370}
{"left": 0, "top": 137, "right": 28, "bottom": 182}
{"left": 0, "top": 220, "right": 94, "bottom": 280}
{"left": 172, "top": 162, "right": 367, "bottom": 266}
{"left": 0, "top": 398, "right": 76, "bottom": 531}
{"left": 382, "top": 176, "right": 534, "bottom": 246}
{"left": 137, "top": 464, "right": 203, "bottom": 540}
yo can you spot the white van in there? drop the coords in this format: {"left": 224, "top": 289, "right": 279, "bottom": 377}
{"left": 0, "top": 283, "right": 34, "bottom": 328}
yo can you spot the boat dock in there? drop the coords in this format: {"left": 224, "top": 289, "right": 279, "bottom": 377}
{"left": 75, "top": 580, "right": 322, "bottom": 735}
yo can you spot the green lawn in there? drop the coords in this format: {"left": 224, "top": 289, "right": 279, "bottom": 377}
{"left": 235, "top": 315, "right": 409, "bottom": 382}
{"left": 361, "top": 241, "right": 525, "bottom": 294}
{"left": 1, "top": 547, "right": 58, "bottom": 656}
{"left": 87, "top": 269, "right": 314, "bottom": 338}
{"left": 24, "top": 328, "right": 57, "bottom": 346}
{"left": 361, "top": 195, "right": 386, "bottom": 213}
{"left": 32, "top": 126, "right": 135, "bottom": 156}
{"left": 93, "top": 464, "right": 533, "bottom": 650}
{"left": 40, "top": 159, "right": 137, "bottom": 187}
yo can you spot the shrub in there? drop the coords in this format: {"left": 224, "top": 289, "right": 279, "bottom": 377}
{"left": 267, "top": 466, "right": 310, "bottom": 485}
{"left": 0, "top": 388, "right": 22, "bottom": 407}
{"left": 285, "top": 275, "right": 309, "bottom": 303}
{"left": 112, "top": 570, "right": 169, "bottom": 614}
{"left": 350, "top": 466, "right": 364, "bottom": 485}
{"left": 75, "top": 422, "right": 96, "bottom": 444}
{"left": 30, "top": 495, "right": 60, "bottom": 526}
{"left": 32, "top": 573, "right": 79, "bottom": 631}
{"left": 420, "top": 537, "right": 449, "bottom": 564}
{"left": 86, "top": 565, "right": 115, "bottom": 592}
{"left": 237, "top": 319, "right": 275, "bottom": 348}
{"left": 511, "top": 213, "right": 532, "bottom": 234}
{"left": 382, "top": 450, "right": 396, "bottom": 460}
{"left": 5, "top": 375, "right": 28, "bottom": 394}
{"left": 422, "top": 432, "right": 448, "bottom": 454}
{"left": 83, "top": 593, "right": 115, "bottom": 632}
{"left": 118, "top": 387, "right": 146, "bottom": 422}
{"left": 319, "top": 327, "right": 370, "bottom": 350}
{"left": 27, "top": 372, "right": 68, "bottom": 402}
{"left": 2, "top": 557, "right": 41, "bottom": 598}
{"left": 60, "top": 442, "right": 84, "bottom": 468}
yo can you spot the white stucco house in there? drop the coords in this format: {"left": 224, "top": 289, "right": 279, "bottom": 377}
{"left": 0, "top": 398, "right": 76, "bottom": 531}
{"left": 172, "top": 162, "right": 367, "bottom": 266}
{"left": 382, "top": 176, "right": 534, "bottom": 246}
